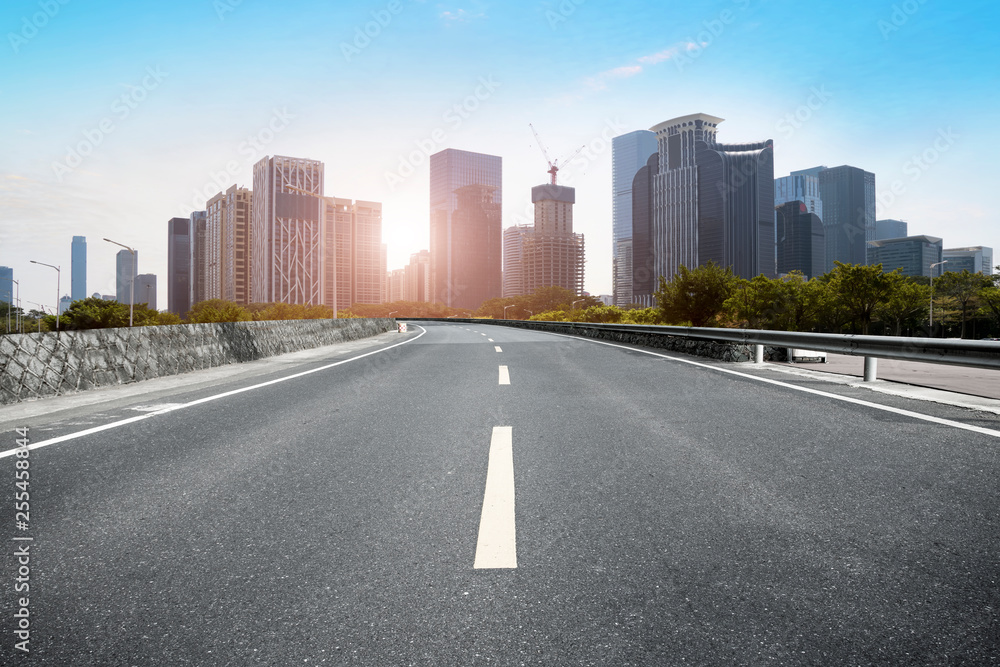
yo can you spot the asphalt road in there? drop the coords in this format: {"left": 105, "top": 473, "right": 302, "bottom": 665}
{"left": 1, "top": 322, "right": 998, "bottom": 665}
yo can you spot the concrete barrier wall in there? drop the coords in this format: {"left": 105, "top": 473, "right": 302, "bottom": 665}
{"left": 0, "top": 318, "right": 395, "bottom": 405}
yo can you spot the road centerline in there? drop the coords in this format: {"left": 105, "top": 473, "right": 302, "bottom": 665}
{"left": 498, "top": 365, "right": 510, "bottom": 385}
{"left": 473, "top": 426, "right": 517, "bottom": 569}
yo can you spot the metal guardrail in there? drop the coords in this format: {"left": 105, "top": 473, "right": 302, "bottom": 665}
{"left": 401, "top": 318, "right": 1000, "bottom": 381}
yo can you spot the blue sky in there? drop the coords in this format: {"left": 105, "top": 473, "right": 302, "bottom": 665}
{"left": 2, "top": 0, "right": 998, "bottom": 310}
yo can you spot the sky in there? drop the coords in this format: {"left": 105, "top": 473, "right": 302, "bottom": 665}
{"left": 1, "top": 0, "right": 998, "bottom": 312}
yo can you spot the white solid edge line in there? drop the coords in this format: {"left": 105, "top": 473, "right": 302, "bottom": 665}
{"left": 535, "top": 329, "right": 1000, "bottom": 440}
{"left": 0, "top": 325, "right": 428, "bottom": 459}
{"left": 498, "top": 365, "right": 510, "bottom": 385}
{"left": 474, "top": 426, "right": 517, "bottom": 569}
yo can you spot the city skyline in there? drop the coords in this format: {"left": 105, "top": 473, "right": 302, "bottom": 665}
{"left": 2, "top": 0, "right": 997, "bottom": 310}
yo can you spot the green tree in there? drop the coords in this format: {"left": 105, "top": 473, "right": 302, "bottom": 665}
{"left": 934, "top": 270, "right": 991, "bottom": 338}
{"left": 41, "top": 297, "right": 161, "bottom": 330}
{"left": 875, "top": 276, "right": 930, "bottom": 336}
{"left": 827, "top": 262, "right": 900, "bottom": 334}
{"left": 655, "top": 262, "right": 737, "bottom": 327}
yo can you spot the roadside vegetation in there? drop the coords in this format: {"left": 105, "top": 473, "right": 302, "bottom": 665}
{"left": 4, "top": 264, "right": 998, "bottom": 338}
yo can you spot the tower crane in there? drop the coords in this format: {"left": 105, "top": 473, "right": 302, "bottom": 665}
{"left": 529, "top": 123, "right": 585, "bottom": 186}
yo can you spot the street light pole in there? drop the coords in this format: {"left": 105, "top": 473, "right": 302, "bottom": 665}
{"left": 103, "top": 238, "right": 136, "bottom": 327}
{"left": 12, "top": 279, "right": 20, "bottom": 333}
{"left": 929, "top": 260, "right": 948, "bottom": 336}
{"left": 503, "top": 304, "right": 515, "bottom": 319}
{"left": 29, "top": 260, "right": 61, "bottom": 332}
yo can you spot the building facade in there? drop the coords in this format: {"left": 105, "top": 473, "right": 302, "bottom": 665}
{"left": 502, "top": 225, "right": 533, "bottom": 298}
{"left": 522, "top": 184, "right": 585, "bottom": 295}
{"left": 135, "top": 274, "right": 157, "bottom": 310}
{"left": 71, "top": 236, "right": 87, "bottom": 302}
{"left": 612, "top": 130, "right": 658, "bottom": 306}
{"left": 0, "top": 266, "right": 12, "bottom": 305}
{"left": 189, "top": 210, "right": 208, "bottom": 307}
{"left": 867, "top": 235, "right": 943, "bottom": 277}
{"left": 649, "top": 114, "right": 775, "bottom": 282}
{"left": 167, "top": 217, "right": 192, "bottom": 316}
{"left": 324, "top": 197, "right": 385, "bottom": 311}
{"left": 404, "top": 250, "right": 431, "bottom": 302}
{"left": 251, "top": 156, "right": 325, "bottom": 305}
{"left": 630, "top": 153, "right": 659, "bottom": 305}
{"left": 774, "top": 171, "right": 823, "bottom": 219}
{"left": 817, "top": 165, "right": 876, "bottom": 270}
{"left": 115, "top": 249, "right": 138, "bottom": 305}
{"left": 429, "top": 149, "right": 502, "bottom": 310}
{"left": 776, "top": 201, "right": 825, "bottom": 279}
{"left": 875, "top": 219, "right": 908, "bottom": 241}
{"left": 942, "top": 246, "right": 993, "bottom": 275}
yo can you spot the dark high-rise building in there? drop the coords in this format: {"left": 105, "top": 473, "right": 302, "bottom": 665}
{"left": 776, "top": 201, "right": 826, "bottom": 279}
{"left": 612, "top": 130, "right": 658, "bottom": 306}
{"left": 650, "top": 114, "right": 775, "bottom": 282}
{"left": 875, "top": 219, "right": 907, "bottom": 241}
{"left": 189, "top": 210, "right": 208, "bottom": 307}
{"left": 696, "top": 139, "right": 775, "bottom": 279}
{"left": 867, "top": 235, "right": 943, "bottom": 277}
{"left": 167, "top": 217, "right": 192, "bottom": 316}
{"left": 115, "top": 249, "right": 138, "bottom": 305}
{"left": 630, "top": 153, "right": 658, "bottom": 305}
{"left": 71, "top": 236, "right": 86, "bottom": 302}
{"left": 430, "top": 149, "right": 502, "bottom": 309}
{"left": 816, "top": 165, "right": 875, "bottom": 270}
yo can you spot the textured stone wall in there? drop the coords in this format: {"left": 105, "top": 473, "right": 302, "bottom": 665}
{"left": 0, "top": 318, "right": 394, "bottom": 405}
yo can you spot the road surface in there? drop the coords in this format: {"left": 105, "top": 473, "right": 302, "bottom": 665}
{"left": 1, "top": 322, "right": 998, "bottom": 665}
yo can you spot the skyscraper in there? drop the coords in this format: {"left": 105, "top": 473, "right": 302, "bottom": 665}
{"left": 71, "top": 236, "right": 87, "bottom": 302}
{"left": 404, "top": 250, "right": 431, "bottom": 302}
{"left": 630, "top": 153, "right": 659, "bottom": 305}
{"left": 167, "top": 217, "right": 192, "bottom": 316}
{"left": 430, "top": 149, "right": 502, "bottom": 309}
{"left": 502, "top": 225, "right": 532, "bottom": 298}
{"left": 116, "top": 249, "right": 138, "bottom": 305}
{"left": 817, "top": 165, "right": 876, "bottom": 270}
{"left": 650, "top": 114, "right": 775, "bottom": 281}
{"left": 135, "top": 274, "right": 157, "bottom": 309}
{"left": 774, "top": 170, "right": 823, "bottom": 220}
{"left": 522, "top": 184, "right": 585, "bottom": 295}
{"left": 776, "top": 201, "right": 825, "bottom": 279}
{"left": 612, "top": 130, "right": 658, "bottom": 306}
{"left": 189, "top": 210, "right": 208, "bottom": 307}
{"left": 324, "top": 197, "right": 385, "bottom": 310}
{"left": 251, "top": 155, "right": 325, "bottom": 305}
{"left": 223, "top": 185, "right": 253, "bottom": 304}
{"left": 205, "top": 185, "right": 253, "bottom": 304}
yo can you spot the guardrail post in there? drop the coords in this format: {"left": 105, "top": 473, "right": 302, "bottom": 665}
{"left": 754, "top": 344, "right": 764, "bottom": 364}
{"left": 863, "top": 356, "right": 878, "bottom": 382}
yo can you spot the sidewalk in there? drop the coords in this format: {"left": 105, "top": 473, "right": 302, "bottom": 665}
{"left": 772, "top": 353, "right": 1000, "bottom": 400}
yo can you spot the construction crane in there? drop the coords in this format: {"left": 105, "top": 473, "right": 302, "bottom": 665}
{"left": 529, "top": 123, "right": 586, "bottom": 186}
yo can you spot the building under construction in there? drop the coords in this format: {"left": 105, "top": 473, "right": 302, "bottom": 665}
{"left": 521, "top": 184, "right": 585, "bottom": 295}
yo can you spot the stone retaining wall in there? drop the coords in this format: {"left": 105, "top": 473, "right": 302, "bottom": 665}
{"left": 0, "top": 318, "right": 394, "bottom": 405}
